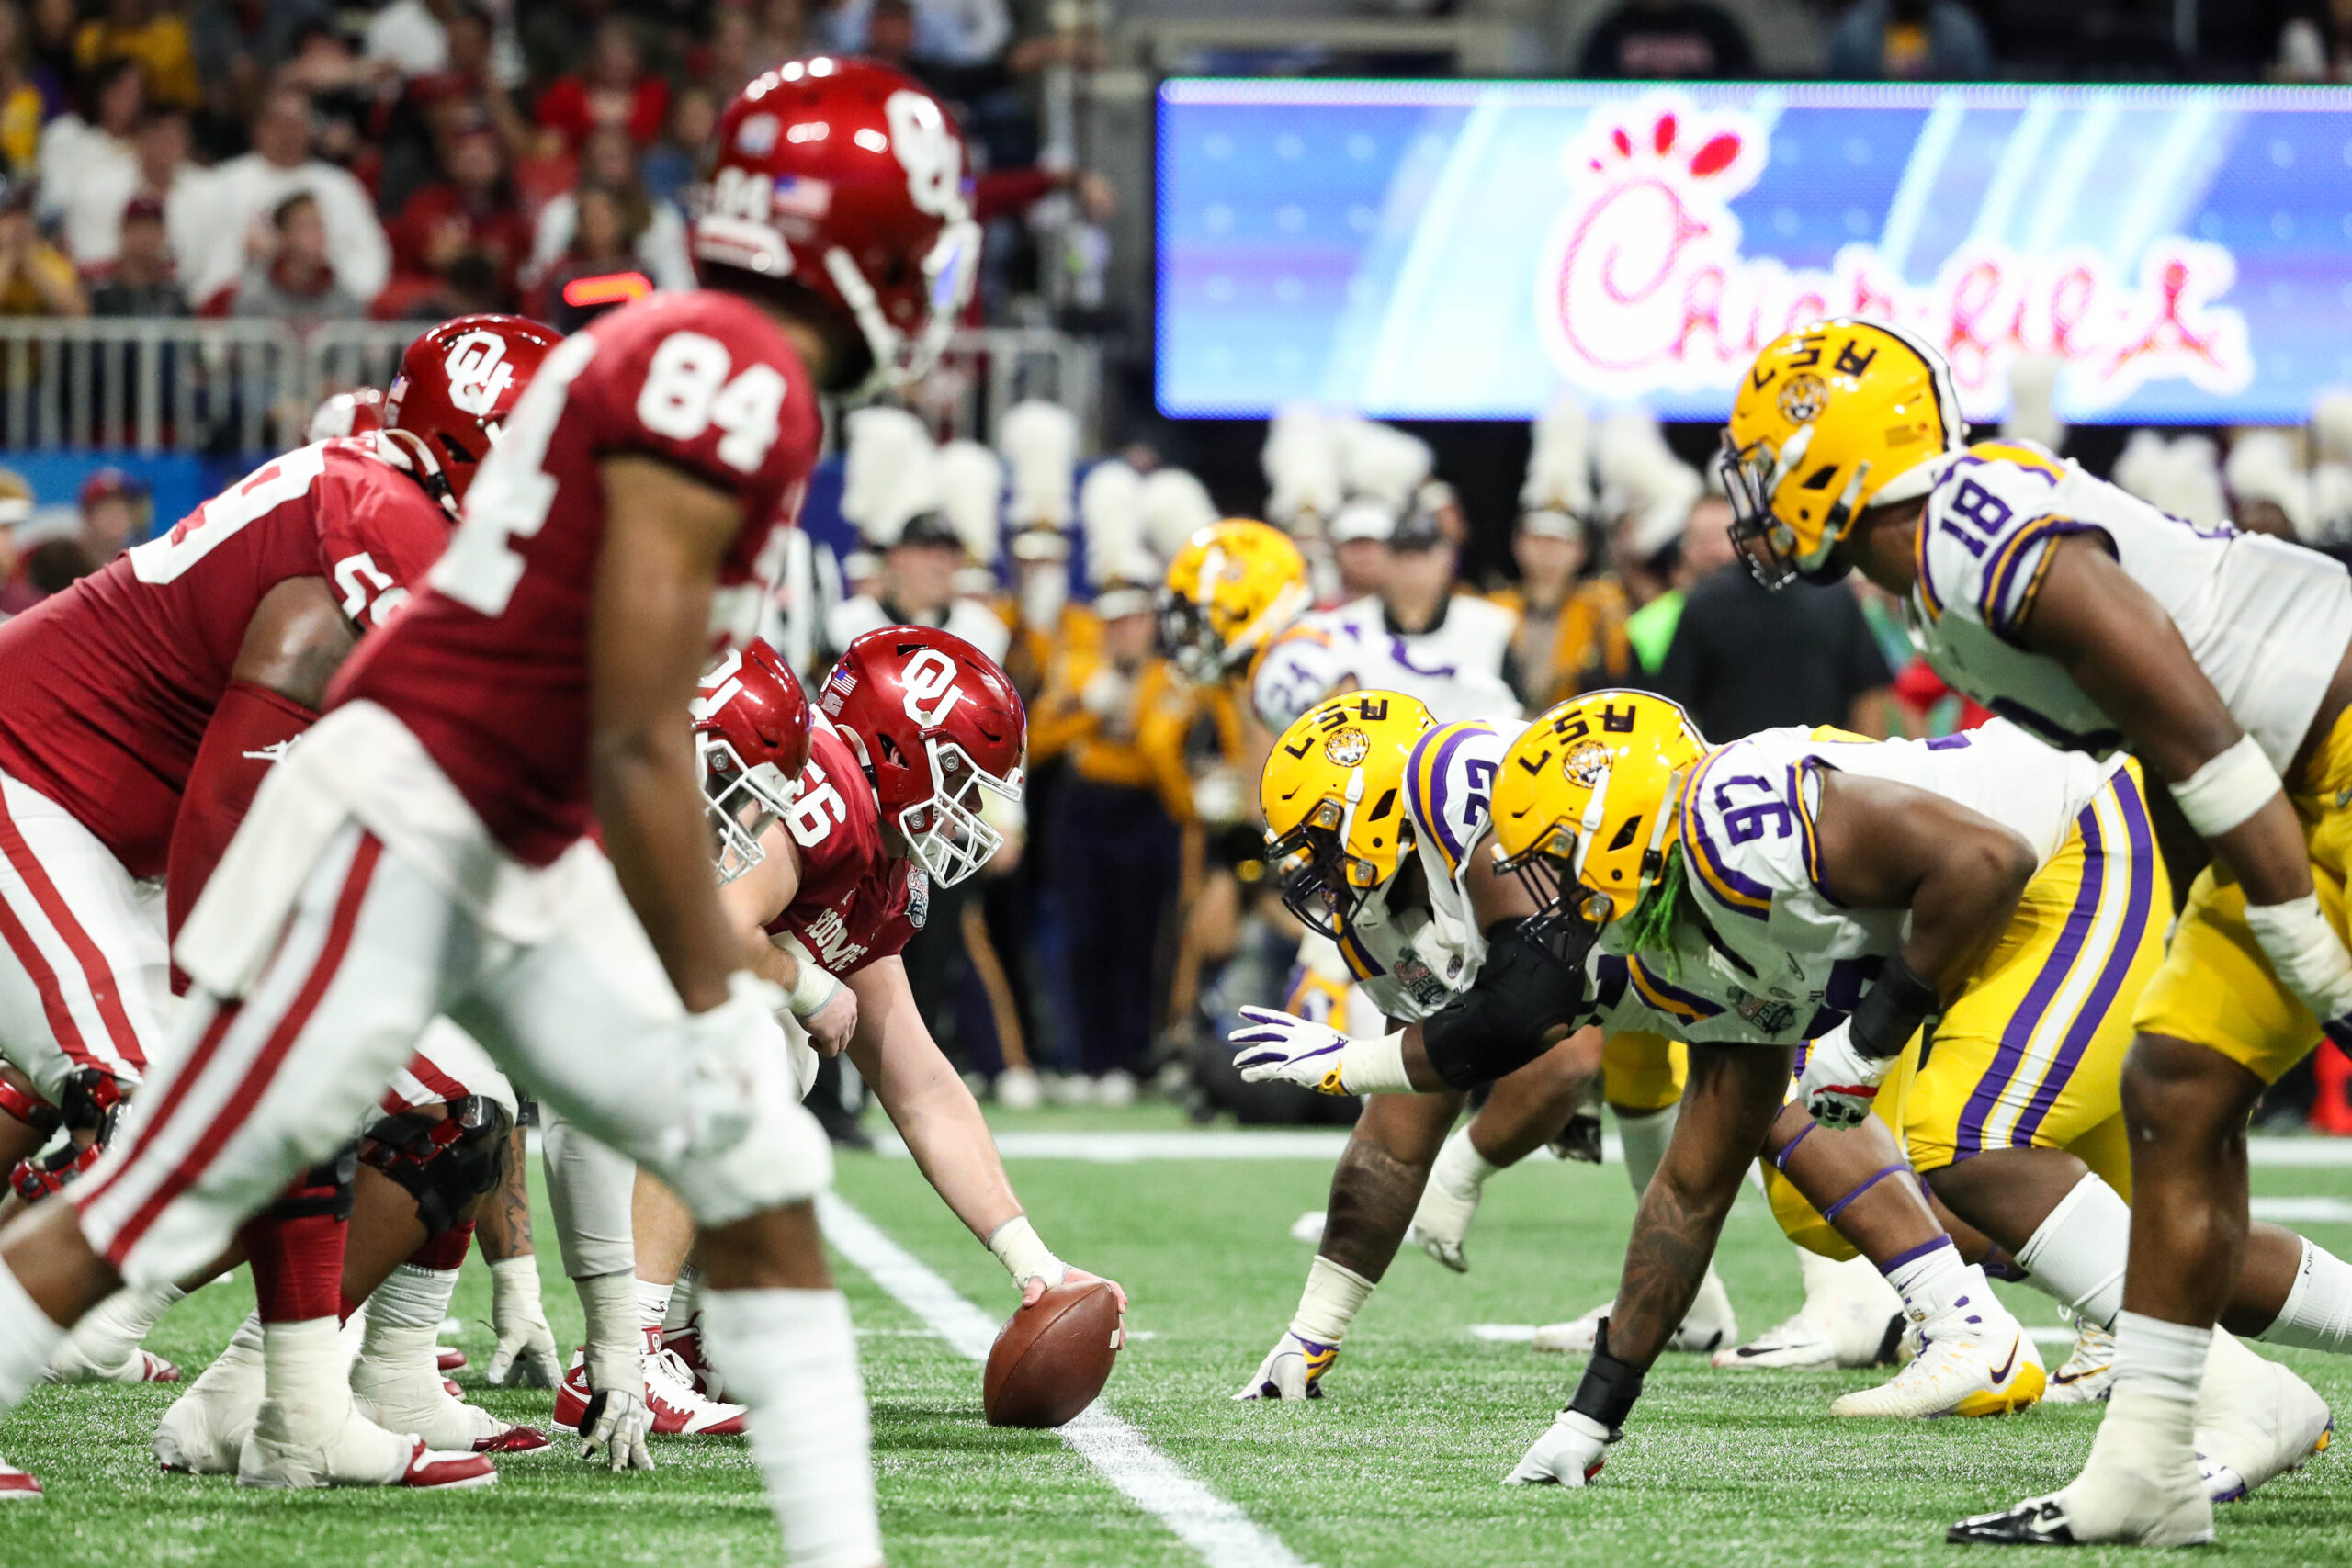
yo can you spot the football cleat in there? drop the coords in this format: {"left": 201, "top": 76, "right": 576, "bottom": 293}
{"left": 53, "top": 1347, "right": 180, "bottom": 1384}
{"left": 436, "top": 1345, "right": 467, "bottom": 1373}
{"left": 0, "top": 1455, "right": 39, "bottom": 1500}
{"left": 352, "top": 1332, "right": 550, "bottom": 1455}
{"left": 553, "top": 1347, "right": 749, "bottom": 1436}
{"left": 2044, "top": 1316, "right": 2116, "bottom": 1405}
{"left": 2196, "top": 1354, "right": 2333, "bottom": 1504}
{"left": 1535, "top": 1270, "right": 1738, "bottom": 1356}
{"left": 154, "top": 1317, "right": 266, "bottom": 1474}
{"left": 1951, "top": 1467, "right": 2212, "bottom": 1548}
{"left": 1711, "top": 1309, "right": 1838, "bottom": 1371}
{"left": 1946, "top": 1496, "right": 2080, "bottom": 1546}
{"left": 1234, "top": 1329, "right": 1338, "bottom": 1401}
{"left": 1829, "top": 1305, "right": 2042, "bottom": 1420}
{"left": 237, "top": 1399, "right": 496, "bottom": 1490}
{"left": 662, "top": 1318, "right": 726, "bottom": 1400}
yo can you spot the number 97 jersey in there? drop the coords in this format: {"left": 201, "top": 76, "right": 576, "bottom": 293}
{"left": 334, "top": 289, "right": 822, "bottom": 870}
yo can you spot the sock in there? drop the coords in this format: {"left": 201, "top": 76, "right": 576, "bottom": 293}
{"left": 1880, "top": 1236, "right": 1990, "bottom": 1335}
{"left": 2015, "top": 1172, "right": 2130, "bottom": 1331}
{"left": 664, "top": 1266, "right": 702, "bottom": 1344}
{"left": 259, "top": 1316, "right": 349, "bottom": 1432}
{"left": 1616, "top": 1102, "right": 1678, "bottom": 1201}
{"left": 1430, "top": 1124, "right": 1501, "bottom": 1202}
{"left": 1291, "top": 1255, "right": 1376, "bottom": 1346}
{"left": 242, "top": 1212, "right": 347, "bottom": 1323}
{"left": 409, "top": 1220, "right": 474, "bottom": 1274}
{"left": 636, "top": 1276, "right": 676, "bottom": 1338}
{"left": 364, "top": 1262, "right": 458, "bottom": 1338}
{"left": 576, "top": 1269, "right": 642, "bottom": 1394}
{"left": 0, "top": 1261, "right": 65, "bottom": 1415}
{"left": 2066, "top": 1313, "right": 2208, "bottom": 1502}
{"left": 701, "top": 1288, "right": 881, "bottom": 1568}
{"left": 51, "top": 1280, "right": 184, "bottom": 1376}
{"left": 2111, "top": 1310, "right": 2211, "bottom": 1404}
{"left": 2258, "top": 1235, "right": 2352, "bottom": 1352}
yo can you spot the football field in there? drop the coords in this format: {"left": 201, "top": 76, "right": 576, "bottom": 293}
{"left": 6, "top": 1103, "right": 2351, "bottom": 1567}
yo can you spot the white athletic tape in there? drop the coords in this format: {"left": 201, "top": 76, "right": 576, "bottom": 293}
{"left": 817, "top": 1194, "right": 1317, "bottom": 1568}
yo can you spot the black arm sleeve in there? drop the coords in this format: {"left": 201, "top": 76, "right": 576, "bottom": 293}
{"left": 1419, "top": 919, "right": 1591, "bottom": 1089}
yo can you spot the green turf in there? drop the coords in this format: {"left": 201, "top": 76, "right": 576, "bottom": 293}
{"left": 3, "top": 1120, "right": 2350, "bottom": 1566}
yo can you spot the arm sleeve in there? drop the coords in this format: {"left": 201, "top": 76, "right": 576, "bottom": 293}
{"left": 165, "top": 681, "right": 320, "bottom": 947}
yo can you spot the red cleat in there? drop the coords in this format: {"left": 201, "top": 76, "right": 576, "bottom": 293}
{"left": 473, "top": 1426, "right": 551, "bottom": 1455}
{"left": 398, "top": 1438, "right": 497, "bottom": 1491}
{"left": 0, "top": 1456, "right": 40, "bottom": 1499}
{"left": 436, "top": 1346, "right": 468, "bottom": 1373}
{"left": 553, "top": 1348, "right": 747, "bottom": 1438}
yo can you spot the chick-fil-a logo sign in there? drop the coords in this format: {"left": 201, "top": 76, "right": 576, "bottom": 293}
{"left": 1534, "top": 94, "right": 2254, "bottom": 414}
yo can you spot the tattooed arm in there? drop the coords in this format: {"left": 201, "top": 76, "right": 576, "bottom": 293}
{"left": 476, "top": 1124, "right": 534, "bottom": 1260}
{"left": 1601, "top": 1044, "right": 1792, "bottom": 1367}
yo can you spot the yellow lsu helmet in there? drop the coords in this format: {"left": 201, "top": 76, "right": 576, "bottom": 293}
{"left": 1261, "top": 690, "right": 1435, "bottom": 939}
{"left": 1490, "top": 691, "right": 1709, "bottom": 942}
{"left": 1158, "top": 518, "right": 1312, "bottom": 686}
{"left": 1721, "top": 318, "right": 1966, "bottom": 588}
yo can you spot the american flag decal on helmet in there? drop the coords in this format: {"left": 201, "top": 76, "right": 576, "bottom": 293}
{"left": 821, "top": 667, "right": 857, "bottom": 716}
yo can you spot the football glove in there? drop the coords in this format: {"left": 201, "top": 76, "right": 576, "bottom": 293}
{"left": 1233, "top": 1327, "right": 1338, "bottom": 1401}
{"left": 1503, "top": 1410, "right": 1611, "bottom": 1487}
{"left": 1798, "top": 1027, "right": 1888, "bottom": 1131}
{"left": 483, "top": 1255, "right": 560, "bottom": 1389}
{"left": 577, "top": 1385, "right": 654, "bottom": 1472}
{"left": 1228, "top": 1008, "right": 1410, "bottom": 1095}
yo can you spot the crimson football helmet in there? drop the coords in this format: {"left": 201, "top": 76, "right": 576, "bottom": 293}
{"left": 308, "top": 386, "right": 386, "bottom": 443}
{"left": 818, "top": 626, "right": 1024, "bottom": 887}
{"left": 384, "top": 313, "right": 561, "bottom": 515}
{"left": 693, "top": 56, "right": 979, "bottom": 394}
{"left": 695, "top": 637, "right": 814, "bottom": 884}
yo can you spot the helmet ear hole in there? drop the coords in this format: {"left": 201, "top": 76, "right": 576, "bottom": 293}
{"left": 435, "top": 433, "right": 476, "bottom": 468}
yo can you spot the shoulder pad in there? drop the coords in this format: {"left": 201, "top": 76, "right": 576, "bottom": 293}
{"left": 1675, "top": 739, "right": 1821, "bottom": 924}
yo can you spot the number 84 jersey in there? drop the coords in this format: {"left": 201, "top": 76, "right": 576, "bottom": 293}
{"left": 334, "top": 290, "right": 822, "bottom": 869}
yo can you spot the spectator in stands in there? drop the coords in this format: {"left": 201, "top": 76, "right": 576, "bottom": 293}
{"left": 0, "top": 467, "right": 28, "bottom": 617}
{"left": 1490, "top": 509, "right": 1635, "bottom": 711}
{"left": 746, "top": 0, "right": 816, "bottom": 81}
{"left": 827, "top": 0, "right": 1012, "bottom": 68}
{"left": 1825, "top": 0, "right": 1995, "bottom": 79}
{"left": 62, "top": 97, "right": 198, "bottom": 267}
{"left": 535, "top": 185, "right": 643, "bottom": 329}
{"left": 86, "top": 193, "right": 187, "bottom": 314}
{"left": 25, "top": 0, "right": 75, "bottom": 105}
{"left": 2278, "top": 0, "right": 2352, "bottom": 80}
{"left": 0, "top": 175, "right": 84, "bottom": 317}
{"left": 639, "top": 83, "right": 712, "bottom": 209}
{"left": 389, "top": 109, "right": 528, "bottom": 310}
{"left": 188, "top": 0, "right": 333, "bottom": 137}
{"left": 366, "top": 0, "right": 458, "bottom": 78}
{"left": 75, "top": 0, "right": 198, "bottom": 109}
{"left": 0, "top": 2, "right": 61, "bottom": 179}
{"left": 226, "top": 189, "right": 362, "bottom": 333}
{"left": 189, "top": 85, "right": 390, "bottom": 308}
{"left": 277, "top": 22, "right": 388, "bottom": 170}
{"left": 534, "top": 16, "right": 667, "bottom": 151}
{"left": 526, "top": 124, "right": 690, "bottom": 295}
{"left": 76, "top": 468, "right": 145, "bottom": 559}
{"left": 1577, "top": 0, "right": 1756, "bottom": 77}
{"left": 38, "top": 55, "right": 142, "bottom": 260}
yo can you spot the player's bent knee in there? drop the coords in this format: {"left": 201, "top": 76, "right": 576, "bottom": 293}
{"left": 2120, "top": 1033, "right": 2267, "bottom": 1134}
{"left": 357, "top": 1096, "right": 513, "bottom": 1235}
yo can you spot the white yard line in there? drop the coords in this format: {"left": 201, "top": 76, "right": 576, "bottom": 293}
{"left": 817, "top": 1192, "right": 1315, "bottom": 1568}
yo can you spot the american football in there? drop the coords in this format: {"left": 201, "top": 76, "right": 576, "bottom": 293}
{"left": 983, "top": 1280, "right": 1121, "bottom": 1428}
{"left": 2, "top": 10, "right": 2351, "bottom": 1568}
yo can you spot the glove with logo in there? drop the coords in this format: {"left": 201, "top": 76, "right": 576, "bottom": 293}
{"left": 1228, "top": 1007, "right": 1413, "bottom": 1096}
{"left": 1797, "top": 1026, "right": 1888, "bottom": 1131}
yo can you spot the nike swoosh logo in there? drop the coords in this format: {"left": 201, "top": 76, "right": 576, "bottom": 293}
{"left": 1988, "top": 1337, "right": 2018, "bottom": 1384}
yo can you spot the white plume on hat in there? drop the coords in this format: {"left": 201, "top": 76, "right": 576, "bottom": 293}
{"left": 1263, "top": 403, "right": 1343, "bottom": 532}
{"left": 998, "top": 400, "right": 1079, "bottom": 528}
{"left": 1521, "top": 393, "right": 1593, "bottom": 518}
{"left": 2115, "top": 432, "right": 2227, "bottom": 530}
{"left": 1138, "top": 467, "right": 1217, "bottom": 561}
{"left": 936, "top": 438, "right": 1003, "bottom": 567}
{"left": 2310, "top": 462, "right": 2352, "bottom": 545}
{"left": 2004, "top": 353, "right": 2066, "bottom": 455}
{"left": 1594, "top": 407, "right": 1702, "bottom": 561}
{"left": 2312, "top": 389, "right": 2352, "bottom": 468}
{"left": 1338, "top": 418, "right": 1433, "bottom": 512}
{"left": 1079, "top": 459, "right": 1146, "bottom": 584}
{"left": 2224, "top": 429, "right": 2309, "bottom": 535}
{"left": 840, "top": 406, "right": 940, "bottom": 548}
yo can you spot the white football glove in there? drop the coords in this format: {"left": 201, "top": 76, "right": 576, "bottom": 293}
{"left": 482, "top": 1255, "right": 560, "bottom": 1388}
{"left": 1233, "top": 1327, "right": 1338, "bottom": 1401}
{"left": 1228, "top": 1007, "right": 1411, "bottom": 1096}
{"left": 1797, "top": 1025, "right": 1890, "bottom": 1131}
{"left": 577, "top": 1385, "right": 654, "bottom": 1472}
{"left": 1504, "top": 1410, "right": 1611, "bottom": 1487}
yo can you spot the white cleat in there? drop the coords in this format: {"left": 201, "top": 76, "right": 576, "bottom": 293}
{"left": 2044, "top": 1316, "right": 2117, "bottom": 1405}
{"left": 54, "top": 1348, "right": 181, "bottom": 1385}
{"left": 352, "top": 1332, "right": 550, "bottom": 1456}
{"left": 1711, "top": 1309, "right": 1839, "bottom": 1371}
{"left": 1951, "top": 1464, "right": 2211, "bottom": 1547}
{"left": 154, "top": 1316, "right": 266, "bottom": 1474}
{"left": 1830, "top": 1294, "right": 2043, "bottom": 1419}
{"left": 1535, "top": 1269, "right": 1739, "bottom": 1356}
{"left": 2196, "top": 1352, "right": 2334, "bottom": 1504}
{"left": 237, "top": 1398, "right": 494, "bottom": 1490}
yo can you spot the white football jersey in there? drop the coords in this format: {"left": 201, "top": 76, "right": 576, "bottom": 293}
{"left": 1907, "top": 445, "right": 2352, "bottom": 770}
{"left": 1338, "top": 718, "right": 1521, "bottom": 1023}
{"left": 1250, "top": 594, "right": 1521, "bottom": 735}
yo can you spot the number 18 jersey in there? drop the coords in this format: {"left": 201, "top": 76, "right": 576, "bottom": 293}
{"left": 333, "top": 290, "right": 821, "bottom": 868}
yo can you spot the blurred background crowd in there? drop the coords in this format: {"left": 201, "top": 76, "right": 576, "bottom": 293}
{"left": 0, "top": 0, "right": 2347, "bottom": 1140}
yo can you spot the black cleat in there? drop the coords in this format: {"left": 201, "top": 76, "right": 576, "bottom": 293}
{"left": 1947, "top": 1498, "right": 2076, "bottom": 1546}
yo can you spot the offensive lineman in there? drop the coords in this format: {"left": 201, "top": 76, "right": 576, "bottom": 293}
{"left": 0, "top": 55, "right": 977, "bottom": 1566}
{"left": 1720, "top": 319, "right": 2352, "bottom": 1546}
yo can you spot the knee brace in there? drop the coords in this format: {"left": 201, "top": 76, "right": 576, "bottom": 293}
{"left": 266, "top": 1144, "right": 360, "bottom": 1222}
{"left": 0, "top": 1077, "right": 57, "bottom": 1138}
{"left": 1420, "top": 920, "right": 1590, "bottom": 1089}
{"left": 357, "top": 1096, "right": 514, "bottom": 1237}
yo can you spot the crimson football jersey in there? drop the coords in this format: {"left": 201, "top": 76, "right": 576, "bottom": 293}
{"left": 332, "top": 290, "right": 819, "bottom": 866}
{"left": 764, "top": 718, "right": 924, "bottom": 976}
{"left": 0, "top": 438, "right": 447, "bottom": 879}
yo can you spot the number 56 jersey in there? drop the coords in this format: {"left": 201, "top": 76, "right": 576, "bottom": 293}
{"left": 763, "top": 716, "right": 921, "bottom": 977}
{"left": 334, "top": 290, "right": 821, "bottom": 868}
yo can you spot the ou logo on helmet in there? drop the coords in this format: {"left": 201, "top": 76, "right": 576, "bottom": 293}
{"left": 443, "top": 331, "right": 514, "bottom": 418}
{"left": 899, "top": 648, "right": 964, "bottom": 727}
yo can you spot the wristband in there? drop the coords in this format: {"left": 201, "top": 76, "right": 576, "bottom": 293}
{"left": 1336, "top": 1031, "right": 1414, "bottom": 1095}
{"left": 488, "top": 1254, "right": 543, "bottom": 1306}
{"left": 2169, "top": 733, "right": 2281, "bottom": 840}
{"left": 2244, "top": 894, "right": 2352, "bottom": 1021}
{"left": 1566, "top": 1318, "right": 1646, "bottom": 1436}
{"left": 785, "top": 959, "right": 842, "bottom": 1021}
{"left": 1850, "top": 956, "right": 1940, "bottom": 1061}
{"left": 987, "top": 1214, "right": 1064, "bottom": 1288}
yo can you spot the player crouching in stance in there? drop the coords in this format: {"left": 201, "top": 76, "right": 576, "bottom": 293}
{"left": 0, "top": 55, "right": 974, "bottom": 1563}
{"left": 1486, "top": 694, "right": 2333, "bottom": 1500}
{"left": 1227, "top": 691, "right": 2028, "bottom": 1411}
{"left": 1724, "top": 320, "right": 2352, "bottom": 1546}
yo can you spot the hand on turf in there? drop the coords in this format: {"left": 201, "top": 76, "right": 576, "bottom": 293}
{"left": 1229, "top": 1007, "right": 1354, "bottom": 1095}
{"left": 1503, "top": 1410, "right": 1610, "bottom": 1487}
{"left": 578, "top": 1385, "right": 654, "bottom": 1472}
{"left": 1797, "top": 1028, "right": 1888, "bottom": 1131}
{"left": 484, "top": 1256, "right": 561, "bottom": 1388}
{"left": 1021, "top": 1266, "right": 1129, "bottom": 1349}
{"left": 1234, "top": 1327, "right": 1336, "bottom": 1401}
